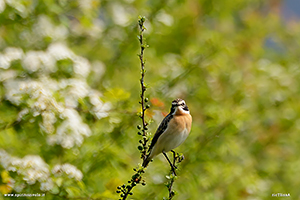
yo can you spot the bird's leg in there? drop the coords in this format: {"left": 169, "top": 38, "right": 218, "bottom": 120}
{"left": 171, "top": 150, "right": 178, "bottom": 169}
{"left": 163, "top": 151, "right": 177, "bottom": 176}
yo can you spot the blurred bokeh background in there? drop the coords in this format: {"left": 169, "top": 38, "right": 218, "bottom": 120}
{"left": 0, "top": 0, "right": 300, "bottom": 199}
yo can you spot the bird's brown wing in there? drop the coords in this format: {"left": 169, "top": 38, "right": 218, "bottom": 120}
{"left": 148, "top": 113, "right": 174, "bottom": 152}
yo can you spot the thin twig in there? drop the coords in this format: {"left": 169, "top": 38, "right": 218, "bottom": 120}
{"left": 137, "top": 16, "right": 150, "bottom": 161}
{"left": 165, "top": 150, "right": 184, "bottom": 200}
{"left": 117, "top": 16, "right": 149, "bottom": 200}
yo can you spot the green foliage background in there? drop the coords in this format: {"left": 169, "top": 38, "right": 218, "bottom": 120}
{"left": 0, "top": 0, "right": 299, "bottom": 199}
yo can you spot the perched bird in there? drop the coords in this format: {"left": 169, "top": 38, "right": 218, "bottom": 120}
{"left": 142, "top": 98, "right": 192, "bottom": 168}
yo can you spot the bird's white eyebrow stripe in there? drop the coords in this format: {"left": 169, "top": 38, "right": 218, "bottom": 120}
{"left": 172, "top": 102, "right": 185, "bottom": 106}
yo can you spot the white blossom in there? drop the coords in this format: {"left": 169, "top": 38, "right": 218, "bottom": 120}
{"left": 89, "top": 91, "right": 111, "bottom": 119}
{"left": 4, "top": 77, "right": 96, "bottom": 149}
{"left": 47, "top": 43, "right": 75, "bottom": 61}
{"left": 22, "top": 51, "right": 56, "bottom": 73}
{"left": 33, "top": 15, "right": 68, "bottom": 40}
{"left": 0, "top": 54, "right": 11, "bottom": 69}
{"left": 52, "top": 163, "right": 83, "bottom": 181}
{"left": 78, "top": 0, "right": 93, "bottom": 10}
{"left": 0, "top": 47, "right": 22, "bottom": 69}
{"left": 0, "top": 0, "right": 5, "bottom": 13}
{"left": 5, "top": 47, "right": 24, "bottom": 61}
{"left": 5, "top": 0, "right": 28, "bottom": 18}
{"left": 0, "top": 150, "right": 85, "bottom": 191}
{"left": 61, "top": 79, "right": 90, "bottom": 107}
{"left": 88, "top": 19, "right": 105, "bottom": 38}
{"left": 40, "top": 111, "right": 56, "bottom": 134}
{"left": 92, "top": 61, "right": 106, "bottom": 78}
{"left": 14, "top": 183, "right": 25, "bottom": 193}
{"left": 0, "top": 149, "right": 11, "bottom": 169}
{"left": 73, "top": 57, "right": 91, "bottom": 78}
{"left": 111, "top": 3, "right": 130, "bottom": 27}
{"left": 48, "top": 108, "right": 91, "bottom": 148}
{"left": 0, "top": 151, "right": 52, "bottom": 190}
{"left": 0, "top": 70, "right": 17, "bottom": 81}
{"left": 17, "top": 108, "right": 29, "bottom": 121}
{"left": 156, "top": 10, "right": 174, "bottom": 26}
{"left": 4, "top": 79, "right": 24, "bottom": 105}
{"left": 2, "top": 42, "right": 109, "bottom": 149}
{"left": 40, "top": 179, "right": 54, "bottom": 191}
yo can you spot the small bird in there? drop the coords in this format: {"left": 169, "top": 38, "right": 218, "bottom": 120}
{"left": 142, "top": 98, "right": 192, "bottom": 168}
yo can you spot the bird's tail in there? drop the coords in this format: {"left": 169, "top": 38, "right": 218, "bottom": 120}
{"left": 142, "top": 154, "right": 151, "bottom": 167}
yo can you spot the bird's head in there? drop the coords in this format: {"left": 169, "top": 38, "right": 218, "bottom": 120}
{"left": 171, "top": 98, "right": 189, "bottom": 115}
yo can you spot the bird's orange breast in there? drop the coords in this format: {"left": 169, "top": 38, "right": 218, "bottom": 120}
{"left": 170, "top": 113, "right": 192, "bottom": 133}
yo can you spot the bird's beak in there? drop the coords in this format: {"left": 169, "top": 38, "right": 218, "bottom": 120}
{"left": 183, "top": 105, "right": 189, "bottom": 111}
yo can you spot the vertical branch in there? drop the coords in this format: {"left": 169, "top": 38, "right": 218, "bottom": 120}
{"left": 165, "top": 151, "right": 184, "bottom": 200}
{"left": 137, "top": 16, "right": 150, "bottom": 161}
{"left": 116, "top": 16, "right": 149, "bottom": 200}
